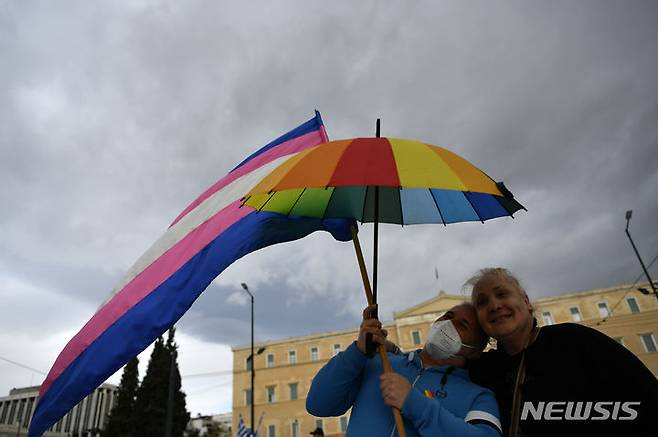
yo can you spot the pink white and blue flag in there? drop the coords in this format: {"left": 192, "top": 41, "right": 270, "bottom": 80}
{"left": 28, "top": 111, "right": 351, "bottom": 436}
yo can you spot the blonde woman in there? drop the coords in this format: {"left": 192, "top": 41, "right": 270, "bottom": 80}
{"left": 467, "top": 268, "right": 658, "bottom": 437}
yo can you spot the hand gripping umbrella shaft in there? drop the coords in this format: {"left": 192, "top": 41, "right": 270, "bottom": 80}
{"left": 350, "top": 223, "right": 407, "bottom": 437}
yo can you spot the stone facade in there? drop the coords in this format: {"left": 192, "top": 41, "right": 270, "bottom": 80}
{"left": 0, "top": 384, "right": 117, "bottom": 437}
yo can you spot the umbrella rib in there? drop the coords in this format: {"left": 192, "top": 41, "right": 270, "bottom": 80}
{"left": 257, "top": 192, "right": 276, "bottom": 213}
{"left": 462, "top": 192, "right": 485, "bottom": 224}
{"left": 286, "top": 188, "right": 306, "bottom": 216}
{"left": 321, "top": 186, "right": 335, "bottom": 219}
{"left": 239, "top": 195, "right": 251, "bottom": 208}
{"left": 429, "top": 189, "right": 447, "bottom": 226}
{"left": 398, "top": 187, "right": 404, "bottom": 226}
{"left": 360, "top": 186, "right": 370, "bottom": 223}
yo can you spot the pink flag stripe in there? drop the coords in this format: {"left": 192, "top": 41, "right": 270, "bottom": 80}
{"left": 104, "top": 157, "right": 290, "bottom": 306}
{"left": 40, "top": 200, "right": 252, "bottom": 396}
{"left": 171, "top": 129, "right": 327, "bottom": 226}
{"left": 99, "top": 129, "right": 327, "bottom": 315}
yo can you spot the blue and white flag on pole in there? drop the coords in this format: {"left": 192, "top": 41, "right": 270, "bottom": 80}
{"left": 237, "top": 414, "right": 251, "bottom": 437}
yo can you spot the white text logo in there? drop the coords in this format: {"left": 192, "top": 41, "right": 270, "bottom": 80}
{"left": 520, "top": 401, "right": 640, "bottom": 421}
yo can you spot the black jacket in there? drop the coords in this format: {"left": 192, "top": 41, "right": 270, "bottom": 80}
{"left": 469, "top": 323, "right": 658, "bottom": 436}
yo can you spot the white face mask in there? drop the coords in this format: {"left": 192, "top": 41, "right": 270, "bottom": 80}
{"left": 425, "top": 319, "right": 478, "bottom": 360}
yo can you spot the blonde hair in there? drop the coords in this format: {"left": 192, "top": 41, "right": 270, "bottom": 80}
{"left": 464, "top": 268, "right": 534, "bottom": 317}
{"left": 464, "top": 267, "right": 527, "bottom": 297}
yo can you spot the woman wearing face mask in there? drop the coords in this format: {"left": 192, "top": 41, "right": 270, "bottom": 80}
{"left": 467, "top": 268, "right": 658, "bottom": 437}
{"left": 307, "top": 303, "right": 502, "bottom": 437}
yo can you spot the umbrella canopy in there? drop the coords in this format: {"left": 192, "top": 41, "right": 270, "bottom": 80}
{"left": 241, "top": 134, "right": 525, "bottom": 437}
{"left": 242, "top": 137, "right": 525, "bottom": 224}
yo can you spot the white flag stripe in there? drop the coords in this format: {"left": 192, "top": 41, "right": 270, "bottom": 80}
{"left": 99, "top": 155, "right": 290, "bottom": 307}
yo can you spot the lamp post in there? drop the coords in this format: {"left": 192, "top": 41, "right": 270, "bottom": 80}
{"left": 241, "top": 282, "right": 256, "bottom": 435}
{"left": 625, "top": 210, "right": 658, "bottom": 300}
{"left": 244, "top": 347, "right": 265, "bottom": 436}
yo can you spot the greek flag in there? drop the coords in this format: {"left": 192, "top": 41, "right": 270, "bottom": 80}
{"left": 237, "top": 414, "right": 251, "bottom": 437}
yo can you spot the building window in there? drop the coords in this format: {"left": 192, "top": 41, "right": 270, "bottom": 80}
{"left": 614, "top": 337, "right": 625, "bottom": 346}
{"left": 291, "top": 420, "right": 300, "bottom": 437}
{"left": 0, "top": 402, "right": 8, "bottom": 424}
{"left": 268, "top": 424, "right": 276, "bottom": 437}
{"left": 64, "top": 410, "right": 72, "bottom": 432}
{"left": 569, "top": 306, "right": 582, "bottom": 322}
{"left": 542, "top": 311, "right": 554, "bottom": 325}
{"left": 315, "top": 418, "right": 323, "bottom": 430}
{"left": 626, "top": 297, "right": 640, "bottom": 314}
{"left": 311, "top": 347, "right": 319, "bottom": 361}
{"left": 288, "top": 350, "right": 297, "bottom": 364}
{"left": 8, "top": 400, "right": 16, "bottom": 425}
{"left": 411, "top": 330, "right": 422, "bottom": 345}
{"left": 266, "top": 353, "right": 275, "bottom": 368}
{"left": 597, "top": 302, "right": 610, "bottom": 318}
{"left": 245, "top": 356, "right": 253, "bottom": 371}
{"left": 16, "top": 400, "right": 25, "bottom": 427}
{"left": 289, "top": 383, "right": 299, "bottom": 401}
{"left": 244, "top": 389, "right": 252, "bottom": 406}
{"left": 333, "top": 344, "right": 341, "bottom": 356}
{"left": 83, "top": 394, "right": 94, "bottom": 430}
{"left": 640, "top": 333, "right": 657, "bottom": 353}
{"left": 340, "top": 416, "right": 348, "bottom": 432}
{"left": 73, "top": 400, "right": 83, "bottom": 431}
{"left": 267, "top": 385, "right": 276, "bottom": 403}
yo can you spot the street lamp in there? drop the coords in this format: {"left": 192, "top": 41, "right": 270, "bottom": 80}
{"left": 241, "top": 282, "right": 256, "bottom": 436}
{"left": 625, "top": 210, "right": 658, "bottom": 300}
{"left": 244, "top": 346, "right": 266, "bottom": 435}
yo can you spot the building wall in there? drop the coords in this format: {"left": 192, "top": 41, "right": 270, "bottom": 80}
{"left": 532, "top": 285, "right": 658, "bottom": 374}
{"left": 0, "top": 384, "right": 117, "bottom": 437}
{"left": 232, "top": 328, "right": 370, "bottom": 437}
{"left": 232, "top": 284, "right": 658, "bottom": 437}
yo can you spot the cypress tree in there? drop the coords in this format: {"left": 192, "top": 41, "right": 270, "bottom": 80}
{"left": 165, "top": 327, "right": 190, "bottom": 437}
{"left": 132, "top": 328, "right": 189, "bottom": 436}
{"left": 102, "top": 357, "right": 139, "bottom": 437}
{"left": 132, "top": 336, "right": 168, "bottom": 435}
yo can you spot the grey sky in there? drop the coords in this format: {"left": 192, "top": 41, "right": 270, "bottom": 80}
{"left": 1, "top": 0, "right": 657, "bottom": 415}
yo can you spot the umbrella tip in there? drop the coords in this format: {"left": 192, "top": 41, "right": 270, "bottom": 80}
{"left": 376, "top": 119, "right": 381, "bottom": 138}
{"left": 496, "top": 181, "right": 514, "bottom": 199}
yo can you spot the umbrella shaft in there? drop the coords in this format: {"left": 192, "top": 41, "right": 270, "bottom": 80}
{"left": 373, "top": 186, "right": 379, "bottom": 306}
{"left": 373, "top": 118, "right": 380, "bottom": 305}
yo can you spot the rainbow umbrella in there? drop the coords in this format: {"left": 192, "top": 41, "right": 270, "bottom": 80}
{"left": 242, "top": 137, "right": 524, "bottom": 224}
{"left": 240, "top": 125, "right": 525, "bottom": 436}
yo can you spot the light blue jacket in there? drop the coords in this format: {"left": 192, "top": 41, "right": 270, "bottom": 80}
{"left": 307, "top": 342, "right": 501, "bottom": 437}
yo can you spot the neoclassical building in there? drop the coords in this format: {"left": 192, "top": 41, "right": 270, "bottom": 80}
{"left": 232, "top": 282, "right": 658, "bottom": 437}
{"left": 0, "top": 383, "right": 117, "bottom": 437}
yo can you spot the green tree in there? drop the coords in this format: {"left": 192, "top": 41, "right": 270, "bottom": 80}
{"left": 102, "top": 357, "right": 139, "bottom": 437}
{"left": 165, "top": 327, "right": 190, "bottom": 437}
{"left": 132, "top": 328, "right": 190, "bottom": 436}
